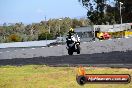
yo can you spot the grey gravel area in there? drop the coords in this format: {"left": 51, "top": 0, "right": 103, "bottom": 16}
{"left": 0, "top": 37, "right": 132, "bottom": 67}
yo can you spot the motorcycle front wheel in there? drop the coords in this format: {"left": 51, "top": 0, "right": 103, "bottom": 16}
{"left": 68, "top": 49, "right": 73, "bottom": 55}
{"left": 76, "top": 44, "right": 80, "bottom": 54}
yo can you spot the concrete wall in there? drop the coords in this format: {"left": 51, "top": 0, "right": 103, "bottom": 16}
{"left": 0, "top": 40, "right": 56, "bottom": 48}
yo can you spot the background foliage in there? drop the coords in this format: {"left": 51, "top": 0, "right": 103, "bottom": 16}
{"left": 78, "top": 0, "right": 132, "bottom": 24}
{"left": 0, "top": 17, "right": 89, "bottom": 43}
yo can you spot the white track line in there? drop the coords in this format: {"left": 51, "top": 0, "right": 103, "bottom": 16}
{"left": 6, "top": 51, "right": 10, "bottom": 52}
{"left": 125, "top": 37, "right": 129, "bottom": 38}
{"left": 14, "top": 50, "right": 17, "bottom": 52}
{"left": 41, "top": 47, "right": 45, "bottom": 48}
{"left": 50, "top": 46, "right": 53, "bottom": 47}
{"left": 22, "top": 49, "right": 25, "bottom": 51}
{"left": 0, "top": 52, "right": 3, "bottom": 54}
{"left": 83, "top": 42, "right": 87, "bottom": 44}
{"left": 31, "top": 48, "right": 35, "bottom": 49}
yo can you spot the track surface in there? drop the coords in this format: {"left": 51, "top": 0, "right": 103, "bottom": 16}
{"left": 0, "top": 50, "right": 132, "bottom": 68}
{"left": 0, "top": 38, "right": 132, "bottom": 68}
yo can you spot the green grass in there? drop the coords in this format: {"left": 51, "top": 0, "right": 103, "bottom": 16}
{"left": 0, "top": 65, "right": 132, "bottom": 88}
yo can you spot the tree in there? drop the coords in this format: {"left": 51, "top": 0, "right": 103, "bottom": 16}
{"left": 38, "top": 32, "right": 53, "bottom": 40}
{"left": 8, "top": 34, "right": 22, "bottom": 42}
{"left": 79, "top": 0, "right": 109, "bottom": 24}
{"left": 0, "top": 17, "right": 90, "bottom": 43}
{"left": 117, "top": 0, "right": 132, "bottom": 23}
{"left": 79, "top": 0, "right": 132, "bottom": 24}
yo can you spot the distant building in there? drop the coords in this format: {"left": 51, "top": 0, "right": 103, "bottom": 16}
{"left": 74, "top": 23, "right": 132, "bottom": 41}
{"left": 74, "top": 26, "right": 95, "bottom": 42}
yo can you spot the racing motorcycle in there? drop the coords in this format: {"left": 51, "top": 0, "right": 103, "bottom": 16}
{"left": 66, "top": 34, "right": 81, "bottom": 55}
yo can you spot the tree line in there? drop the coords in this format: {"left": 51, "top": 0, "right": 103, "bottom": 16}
{"left": 78, "top": 0, "right": 132, "bottom": 25}
{"left": 0, "top": 17, "right": 89, "bottom": 43}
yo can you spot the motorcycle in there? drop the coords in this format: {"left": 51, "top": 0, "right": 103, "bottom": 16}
{"left": 66, "top": 34, "right": 81, "bottom": 55}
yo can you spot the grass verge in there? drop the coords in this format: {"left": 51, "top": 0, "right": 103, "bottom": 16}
{"left": 0, "top": 65, "right": 131, "bottom": 88}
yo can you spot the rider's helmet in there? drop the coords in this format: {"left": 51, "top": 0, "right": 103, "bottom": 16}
{"left": 69, "top": 28, "right": 75, "bottom": 35}
{"left": 69, "top": 28, "right": 74, "bottom": 33}
{"left": 67, "top": 28, "right": 75, "bottom": 38}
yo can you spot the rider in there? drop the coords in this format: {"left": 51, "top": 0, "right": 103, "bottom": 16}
{"left": 67, "top": 28, "right": 75, "bottom": 38}
{"left": 66, "top": 28, "right": 75, "bottom": 47}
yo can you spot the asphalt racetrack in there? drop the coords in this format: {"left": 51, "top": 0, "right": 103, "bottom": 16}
{"left": 0, "top": 37, "right": 132, "bottom": 68}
